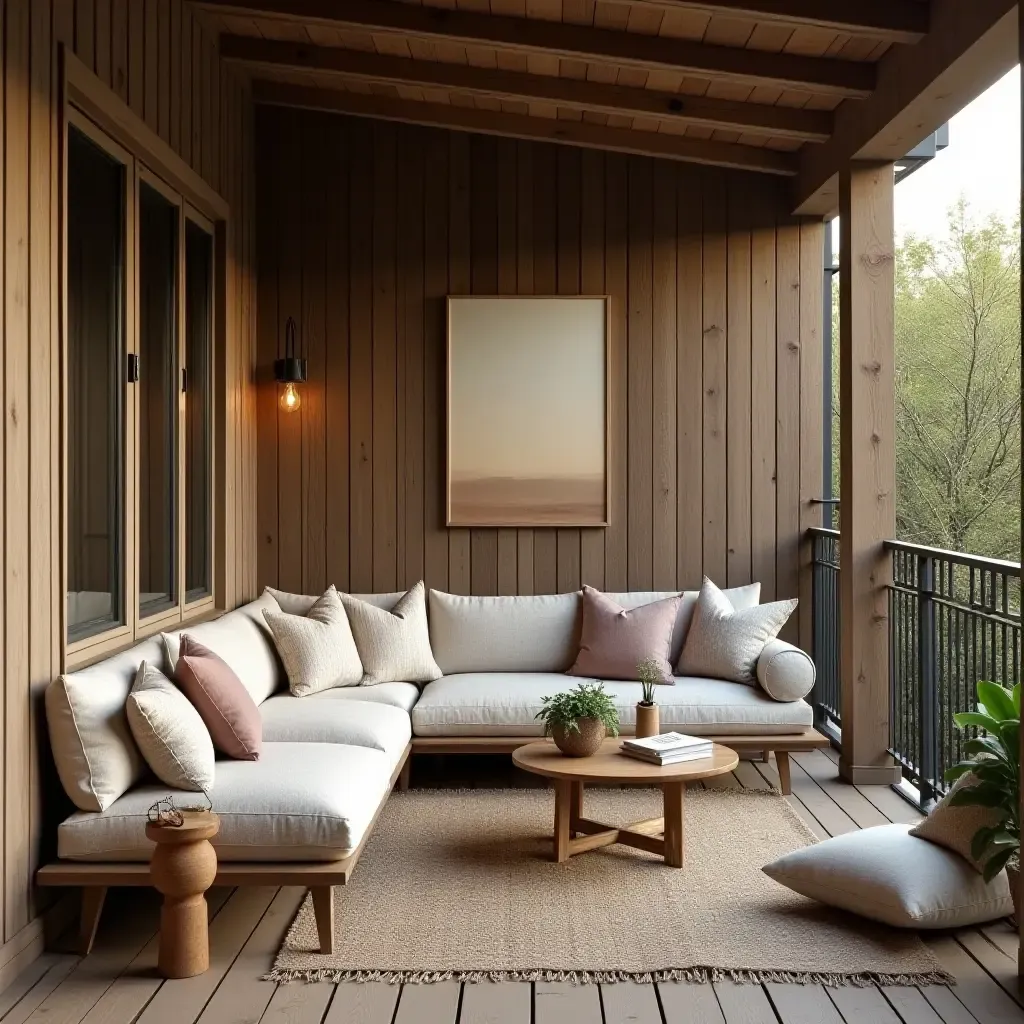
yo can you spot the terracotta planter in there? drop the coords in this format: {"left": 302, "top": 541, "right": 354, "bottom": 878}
{"left": 1008, "top": 861, "right": 1021, "bottom": 925}
{"left": 552, "top": 718, "right": 606, "bottom": 757}
{"left": 635, "top": 702, "right": 660, "bottom": 739}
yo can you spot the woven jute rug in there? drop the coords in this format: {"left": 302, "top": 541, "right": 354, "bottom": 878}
{"left": 268, "top": 787, "right": 951, "bottom": 986}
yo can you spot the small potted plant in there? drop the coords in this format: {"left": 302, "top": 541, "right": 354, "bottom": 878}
{"left": 945, "top": 680, "right": 1020, "bottom": 912}
{"left": 635, "top": 657, "right": 661, "bottom": 739}
{"left": 536, "top": 682, "right": 620, "bottom": 757}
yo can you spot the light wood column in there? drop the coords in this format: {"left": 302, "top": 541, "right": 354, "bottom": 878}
{"left": 837, "top": 162, "right": 901, "bottom": 787}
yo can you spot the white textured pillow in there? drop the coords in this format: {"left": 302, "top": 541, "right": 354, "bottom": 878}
{"left": 678, "top": 577, "right": 796, "bottom": 684}
{"left": 262, "top": 587, "right": 363, "bottom": 696}
{"left": 263, "top": 587, "right": 405, "bottom": 615}
{"left": 763, "top": 823, "right": 1013, "bottom": 928}
{"left": 910, "top": 773, "right": 1005, "bottom": 873}
{"left": 756, "top": 639, "right": 816, "bottom": 702}
{"left": 126, "top": 662, "right": 215, "bottom": 792}
{"left": 342, "top": 581, "right": 442, "bottom": 686}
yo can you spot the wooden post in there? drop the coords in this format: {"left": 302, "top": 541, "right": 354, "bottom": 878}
{"left": 837, "top": 163, "right": 901, "bottom": 786}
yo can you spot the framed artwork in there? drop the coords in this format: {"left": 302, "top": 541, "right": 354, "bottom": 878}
{"left": 446, "top": 295, "right": 609, "bottom": 528}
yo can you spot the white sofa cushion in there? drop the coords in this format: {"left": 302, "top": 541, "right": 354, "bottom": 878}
{"left": 756, "top": 639, "right": 816, "bottom": 702}
{"left": 428, "top": 590, "right": 582, "bottom": 674}
{"left": 265, "top": 587, "right": 404, "bottom": 616}
{"left": 411, "top": 673, "right": 812, "bottom": 737}
{"left": 126, "top": 661, "right": 215, "bottom": 792}
{"left": 45, "top": 639, "right": 161, "bottom": 811}
{"left": 259, "top": 694, "right": 411, "bottom": 758}
{"left": 162, "top": 592, "right": 282, "bottom": 704}
{"left": 57, "top": 743, "right": 395, "bottom": 862}
{"left": 763, "top": 823, "right": 1014, "bottom": 928}
{"left": 607, "top": 584, "right": 760, "bottom": 669}
{"left": 305, "top": 681, "right": 420, "bottom": 713}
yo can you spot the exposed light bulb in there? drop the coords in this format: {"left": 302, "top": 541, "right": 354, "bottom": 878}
{"left": 279, "top": 381, "right": 301, "bottom": 413}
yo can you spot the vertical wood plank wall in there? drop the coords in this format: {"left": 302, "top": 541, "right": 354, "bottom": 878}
{"left": 256, "top": 107, "right": 822, "bottom": 633}
{"left": 0, "top": 0, "right": 257, "bottom": 978}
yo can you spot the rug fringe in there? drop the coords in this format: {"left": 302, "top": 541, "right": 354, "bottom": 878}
{"left": 262, "top": 966, "right": 956, "bottom": 988}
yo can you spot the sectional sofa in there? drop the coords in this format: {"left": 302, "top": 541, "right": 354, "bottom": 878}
{"left": 37, "top": 585, "right": 827, "bottom": 956}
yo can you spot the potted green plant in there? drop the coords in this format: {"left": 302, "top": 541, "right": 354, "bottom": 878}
{"left": 536, "top": 682, "right": 620, "bottom": 757}
{"left": 945, "top": 680, "right": 1020, "bottom": 908}
{"left": 635, "top": 657, "right": 661, "bottom": 739}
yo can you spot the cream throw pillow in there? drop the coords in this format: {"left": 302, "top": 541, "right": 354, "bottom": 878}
{"left": 763, "top": 823, "right": 1013, "bottom": 928}
{"left": 126, "top": 661, "right": 215, "bottom": 792}
{"left": 678, "top": 577, "right": 796, "bottom": 684}
{"left": 910, "top": 772, "right": 1005, "bottom": 873}
{"left": 341, "top": 581, "right": 442, "bottom": 686}
{"left": 262, "top": 586, "right": 363, "bottom": 696}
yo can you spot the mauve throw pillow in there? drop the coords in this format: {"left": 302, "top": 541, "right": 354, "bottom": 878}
{"left": 174, "top": 635, "right": 262, "bottom": 761}
{"left": 568, "top": 586, "right": 682, "bottom": 683}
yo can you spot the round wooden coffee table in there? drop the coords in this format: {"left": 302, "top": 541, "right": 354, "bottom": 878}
{"left": 512, "top": 738, "right": 738, "bottom": 868}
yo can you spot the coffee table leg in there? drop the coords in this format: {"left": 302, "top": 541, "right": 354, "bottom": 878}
{"left": 569, "top": 781, "right": 584, "bottom": 835}
{"left": 553, "top": 780, "right": 573, "bottom": 862}
{"left": 662, "top": 781, "right": 685, "bottom": 868}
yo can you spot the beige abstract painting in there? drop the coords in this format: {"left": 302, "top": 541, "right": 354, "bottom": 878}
{"left": 447, "top": 296, "right": 607, "bottom": 527}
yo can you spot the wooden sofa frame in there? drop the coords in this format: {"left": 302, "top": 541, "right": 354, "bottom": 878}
{"left": 38, "top": 728, "right": 827, "bottom": 957}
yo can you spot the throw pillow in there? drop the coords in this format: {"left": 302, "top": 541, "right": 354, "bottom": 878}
{"left": 677, "top": 577, "right": 796, "bottom": 684}
{"left": 762, "top": 823, "right": 1013, "bottom": 928}
{"left": 568, "top": 586, "right": 681, "bottom": 683}
{"left": 173, "top": 634, "right": 262, "bottom": 760}
{"left": 262, "top": 586, "right": 363, "bottom": 696}
{"left": 341, "top": 581, "right": 442, "bottom": 686}
{"left": 910, "top": 772, "right": 1005, "bottom": 873}
{"left": 126, "top": 661, "right": 215, "bottom": 792}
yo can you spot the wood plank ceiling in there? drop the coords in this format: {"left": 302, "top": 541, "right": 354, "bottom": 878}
{"left": 194, "top": 0, "right": 932, "bottom": 199}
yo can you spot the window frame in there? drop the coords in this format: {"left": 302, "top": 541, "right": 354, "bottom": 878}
{"left": 62, "top": 53, "right": 225, "bottom": 669}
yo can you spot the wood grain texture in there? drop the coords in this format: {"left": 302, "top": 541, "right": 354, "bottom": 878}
{"left": 255, "top": 113, "right": 820, "bottom": 605}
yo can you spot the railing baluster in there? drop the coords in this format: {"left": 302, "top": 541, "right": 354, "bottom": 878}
{"left": 917, "top": 553, "right": 937, "bottom": 808}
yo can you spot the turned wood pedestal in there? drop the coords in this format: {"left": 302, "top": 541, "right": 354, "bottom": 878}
{"left": 146, "top": 811, "right": 220, "bottom": 979}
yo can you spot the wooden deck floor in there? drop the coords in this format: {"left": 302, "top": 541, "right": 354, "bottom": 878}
{"left": 2, "top": 748, "right": 1023, "bottom": 1024}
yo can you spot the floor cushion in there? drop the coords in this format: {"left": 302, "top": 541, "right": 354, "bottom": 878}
{"left": 411, "top": 673, "right": 812, "bottom": 737}
{"left": 763, "top": 823, "right": 1014, "bottom": 928}
{"left": 57, "top": 743, "right": 395, "bottom": 862}
{"left": 259, "top": 694, "right": 411, "bottom": 761}
{"left": 304, "top": 682, "right": 420, "bottom": 713}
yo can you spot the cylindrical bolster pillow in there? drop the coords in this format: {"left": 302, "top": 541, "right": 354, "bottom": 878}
{"left": 756, "top": 639, "right": 815, "bottom": 702}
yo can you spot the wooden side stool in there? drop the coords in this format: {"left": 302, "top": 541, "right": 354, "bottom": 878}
{"left": 146, "top": 810, "right": 220, "bottom": 979}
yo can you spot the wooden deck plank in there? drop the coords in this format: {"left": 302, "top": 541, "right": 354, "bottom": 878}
{"left": 765, "top": 984, "right": 843, "bottom": 1024}
{"left": 259, "top": 982, "right": 334, "bottom": 1024}
{"left": 0, "top": 954, "right": 66, "bottom": 1019}
{"left": 954, "top": 929, "right": 1024, "bottom": 1009}
{"left": 194, "top": 887, "right": 304, "bottom": 1024}
{"left": 827, "top": 985, "right": 902, "bottom": 1024}
{"left": 0, "top": 957, "right": 78, "bottom": 1024}
{"left": 459, "top": 981, "right": 531, "bottom": 1023}
{"left": 321, "top": 983, "right": 399, "bottom": 1024}
{"left": 878, "top": 986, "right": 949, "bottom": 1024}
{"left": 136, "top": 887, "right": 278, "bottom": 1024}
{"left": 732, "top": 761, "right": 773, "bottom": 791}
{"left": 764, "top": 757, "right": 860, "bottom": 837}
{"left": 658, "top": 981, "right": 726, "bottom": 1023}
{"left": 392, "top": 981, "right": 460, "bottom": 1024}
{"left": 791, "top": 751, "right": 891, "bottom": 829}
{"left": 748, "top": 759, "right": 829, "bottom": 840}
{"left": 600, "top": 981, "right": 661, "bottom": 1024}
{"left": 713, "top": 980, "right": 780, "bottom": 1024}
{"left": 980, "top": 920, "right": 1019, "bottom": 963}
{"left": 818, "top": 747, "right": 923, "bottom": 825}
{"left": 924, "top": 936, "right": 1024, "bottom": 1023}
{"left": 916, "top": 986, "right": 981, "bottom": 1024}
{"left": 534, "top": 982, "right": 602, "bottom": 1024}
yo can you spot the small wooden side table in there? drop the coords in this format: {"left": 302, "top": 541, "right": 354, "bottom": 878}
{"left": 146, "top": 810, "right": 220, "bottom": 979}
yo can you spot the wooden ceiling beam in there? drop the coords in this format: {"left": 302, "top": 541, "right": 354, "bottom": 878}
{"left": 251, "top": 81, "right": 799, "bottom": 175}
{"left": 793, "top": 0, "right": 1015, "bottom": 214}
{"left": 223, "top": 36, "right": 832, "bottom": 141}
{"left": 199, "top": 0, "right": 876, "bottom": 96}
{"left": 621, "top": 1, "right": 928, "bottom": 44}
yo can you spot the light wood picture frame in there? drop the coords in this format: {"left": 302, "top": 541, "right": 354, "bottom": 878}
{"left": 446, "top": 295, "right": 609, "bottom": 528}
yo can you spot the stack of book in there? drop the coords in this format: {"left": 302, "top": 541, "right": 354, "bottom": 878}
{"left": 620, "top": 732, "right": 714, "bottom": 765}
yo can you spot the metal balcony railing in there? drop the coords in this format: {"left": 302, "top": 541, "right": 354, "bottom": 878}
{"left": 808, "top": 528, "right": 1022, "bottom": 811}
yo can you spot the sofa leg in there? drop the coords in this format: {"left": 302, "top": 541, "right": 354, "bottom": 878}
{"left": 775, "top": 751, "right": 792, "bottom": 795}
{"left": 311, "top": 886, "right": 335, "bottom": 955}
{"left": 79, "top": 886, "right": 107, "bottom": 956}
{"left": 398, "top": 757, "right": 411, "bottom": 792}
{"left": 762, "top": 751, "right": 770, "bottom": 763}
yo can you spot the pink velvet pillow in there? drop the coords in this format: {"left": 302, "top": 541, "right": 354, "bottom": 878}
{"left": 568, "top": 586, "right": 682, "bottom": 684}
{"left": 175, "top": 634, "right": 262, "bottom": 761}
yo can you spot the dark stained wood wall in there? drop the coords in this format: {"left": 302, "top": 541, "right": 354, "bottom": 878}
{"left": 255, "top": 106, "right": 823, "bottom": 641}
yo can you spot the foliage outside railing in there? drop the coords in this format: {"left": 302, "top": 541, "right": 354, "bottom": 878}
{"left": 808, "top": 528, "right": 1021, "bottom": 810}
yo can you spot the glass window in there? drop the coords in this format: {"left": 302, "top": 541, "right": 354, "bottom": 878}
{"left": 66, "top": 126, "right": 127, "bottom": 643}
{"left": 137, "top": 182, "right": 179, "bottom": 617}
{"left": 184, "top": 219, "right": 213, "bottom": 600}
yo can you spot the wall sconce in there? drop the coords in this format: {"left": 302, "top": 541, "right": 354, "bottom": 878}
{"left": 274, "top": 316, "right": 307, "bottom": 413}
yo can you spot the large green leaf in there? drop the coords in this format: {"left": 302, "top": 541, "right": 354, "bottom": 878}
{"left": 955, "top": 711, "right": 1004, "bottom": 733}
{"left": 982, "top": 845, "right": 1017, "bottom": 884}
{"left": 1014, "top": 682, "right": 1021, "bottom": 716}
{"left": 949, "top": 786, "right": 1008, "bottom": 809}
{"left": 978, "top": 681, "right": 1017, "bottom": 722}
{"left": 963, "top": 737, "right": 1010, "bottom": 762}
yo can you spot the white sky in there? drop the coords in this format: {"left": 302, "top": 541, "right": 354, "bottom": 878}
{"left": 895, "top": 66, "right": 1020, "bottom": 241}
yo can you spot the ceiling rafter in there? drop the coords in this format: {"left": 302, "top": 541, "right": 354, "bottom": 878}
{"left": 252, "top": 81, "right": 800, "bottom": 175}
{"left": 199, "top": 0, "right": 876, "bottom": 96}
{"left": 223, "top": 37, "right": 833, "bottom": 141}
